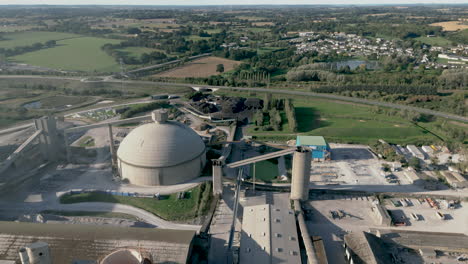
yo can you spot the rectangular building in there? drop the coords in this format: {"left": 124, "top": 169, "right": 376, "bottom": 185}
{"left": 371, "top": 204, "right": 392, "bottom": 226}
{"left": 0, "top": 221, "right": 195, "bottom": 264}
{"left": 240, "top": 204, "right": 301, "bottom": 264}
{"left": 406, "top": 145, "right": 426, "bottom": 160}
{"left": 296, "top": 136, "right": 330, "bottom": 161}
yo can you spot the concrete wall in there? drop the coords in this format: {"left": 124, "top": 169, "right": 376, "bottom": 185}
{"left": 118, "top": 152, "right": 206, "bottom": 186}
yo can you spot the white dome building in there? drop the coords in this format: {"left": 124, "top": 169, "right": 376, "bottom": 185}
{"left": 117, "top": 110, "right": 206, "bottom": 186}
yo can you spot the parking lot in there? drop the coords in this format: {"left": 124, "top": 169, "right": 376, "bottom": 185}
{"left": 311, "top": 144, "right": 396, "bottom": 186}
{"left": 384, "top": 197, "right": 468, "bottom": 234}
{"left": 305, "top": 194, "right": 380, "bottom": 264}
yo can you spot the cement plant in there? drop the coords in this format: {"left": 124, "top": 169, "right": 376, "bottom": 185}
{"left": 0, "top": 4, "right": 468, "bottom": 264}
{"left": 0, "top": 85, "right": 467, "bottom": 264}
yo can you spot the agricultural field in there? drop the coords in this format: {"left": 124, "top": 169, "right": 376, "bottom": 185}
{"left": 430, "top": 21, "right": 468, "bottom": 31}
{"left": 0, "top": 25, "right": 37, "bottom": 33}
{"left": 415, "top": 36, "right": 453, "bottom": 46}
{"left": 187, "top": 35, "right": 211, "bottom": 41}
{"left": 11, "top": 37, "right": 121, "bottom": 72}
{"left": 92, "top": 18, "right": 179, "bottom": 31}
{"left": 236, "top": 16, "right": 268, "bottom": 21}
{"left": 257, "top": 47, "right": 284, "bottom": 55}
{"left": 0, "top": 31, "right": 80, "bottom": 49}
{"left": 252, "top": 22, "right": 275, "bottom": 26}
{"left": 155, "top": 56, "right": 240, "bottom": 78}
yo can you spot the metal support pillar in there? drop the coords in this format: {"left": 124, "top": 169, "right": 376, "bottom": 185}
{"left": 212, "top": 159, "right": 223, "bottom": 195}
{"left": 108, "top": 124, "right": 116, "bottom": 166}
{"left": 64, "top": 131, "right": 72, "bottom": 163}
{"left": 253, "top": 162, "right": 256, "bottom": 195}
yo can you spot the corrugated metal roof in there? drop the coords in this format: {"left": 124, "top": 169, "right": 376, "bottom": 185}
{"left": 117, "top": 121, "right": 205, "bottom": 168}
{"left": 296, "top": 136, "right": 327, "bottom": 147}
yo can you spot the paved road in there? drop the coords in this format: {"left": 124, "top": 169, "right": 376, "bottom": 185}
{"left": 0, "top": 201, "right": 201, "bottom": 231}
{"left": 126, "top": 53, "right": 212, "bottom": 74}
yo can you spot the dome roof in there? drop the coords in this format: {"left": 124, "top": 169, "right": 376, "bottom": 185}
{"left": 117, "top": 120, "right": 205, "bottom": 168}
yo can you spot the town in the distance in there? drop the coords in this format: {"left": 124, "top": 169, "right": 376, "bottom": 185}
{"left": 0, "top": 3, "right": 467, "bottom": 264}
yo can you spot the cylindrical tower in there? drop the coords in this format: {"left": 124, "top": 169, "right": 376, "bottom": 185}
{"left": 290, "top": 147, "right": 311, "bottom": 201}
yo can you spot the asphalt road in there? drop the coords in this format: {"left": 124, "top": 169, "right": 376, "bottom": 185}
{"left": 0, "top": 201, "right": 201, "bottom": 231}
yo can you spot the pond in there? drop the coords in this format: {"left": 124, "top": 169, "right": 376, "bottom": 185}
{"left": 23, "top": 101, "right": 42, "bottom": 109}
{"left": 333, "top": 60, "right": 379, "bottom": 70}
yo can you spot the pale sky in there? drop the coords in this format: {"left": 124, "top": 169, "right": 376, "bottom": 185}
{"left": 0, "top": 0, "right": 467, "bottom": 5}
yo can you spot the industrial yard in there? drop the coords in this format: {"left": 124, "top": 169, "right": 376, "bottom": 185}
{"left": 0, "top": 87, "right": 467, "bottom": 264}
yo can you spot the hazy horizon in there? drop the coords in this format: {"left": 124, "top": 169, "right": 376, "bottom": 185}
{"left": 0, "top": 0, "right": 467, "bottom": 6}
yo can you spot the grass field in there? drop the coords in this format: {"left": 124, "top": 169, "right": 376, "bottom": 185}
{"left": 0, "top": 25, "right": 37, "bottom": 32}
{"left": 236, "top": 16, "right": 267, "bottom": 21}
{"left": 430, "top": 21, "right": 468, "bottom": 31}
{"left": 246, "top": 27, "right": 271, "bottom": 33}
{"left": 252, "top": 22, "right": 275, "bottom": 26}
{"left": 415, "top": 36, "right": 452, "bottom": 46}
{"left": 250, "top": 159, "right": 279, "bottom": 183}
{"left": 257, "top": 47, "right": 284, "bottom": 55}
{"left": 39, "top": 95, "right": 90, "bottom": 109}
{"left": 77, "top": 136, "right": 95, "bottom": 147}
{"left": 187, "top": 35, "right": 211, "bottom": 41}
{"left": 205, "top": 29, "right": 222, "bottom": 34}
{"left": 12, "top": 37, "right": 121, "bottom": 72}
{"left": 223, "top": 90, "right": 447, "bottom": 145}
{"left": 155, "top": 56, "right": 240, "bottom": 78}
{"left": 0, "top": 31, "right": 79, "bottom": 49}
{"left": 59, "top": 182, "right": 212, "bottom": 221}
{"left": 41, "top": 210, "right": 138, "bottom": 220}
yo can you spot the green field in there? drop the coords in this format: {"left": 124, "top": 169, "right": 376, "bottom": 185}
{"left": 187, "top": 35, "right": 211, "bottom": 41}
{"left": 224, "top": 90, "right": 446, "bottom": 145}
{"left": 0, "top": 31, "right": 79, "bottom": 49}
{"left": 41, "top": 210, "right": 138, "bottom": 220}
{"left": 250, "top": 159, "right": 279, "bottom": 183}
{"left": 257, "top": 47, "right": 284, "bottom": 55}
{"left": 246, "top": 27, "right": 270, "bottom": 33}
{"left": 12, "top": 37, "right": 121, "bottom": 72}
{"left": 415, "top": 36, "right": 452, "bottom": 46}
{"left": 0, "top": 25, "right": 37, "bottom": 33}
{"left": 117, "top": 46, "right": 166, "bottom": 58}
{"left": 205, "top": 29, "right": 222, "bottom": 34}
{"left": 77, "top": 136, "right": 95, "bottom": 147}
{"left": 59, "top": 182, "right": 212, "bottom": 221}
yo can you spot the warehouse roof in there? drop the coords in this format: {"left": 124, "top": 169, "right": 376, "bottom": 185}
{"left": 117, "top": 119, "right": 205, "bottom": 168}
{"left": 296, "top": 136, "right": 327, "bottom": 147}
{"left": 240, "top": 204, "right": 301, "bottom": 264}
{"left": 0, "top": 221, "right": 195, "bottom": 264}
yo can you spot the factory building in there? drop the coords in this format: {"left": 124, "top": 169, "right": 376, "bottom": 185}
{"left": 117, "top": 110, "right": 206, "bottom": 186}
{"left": 371, "top": 204, "right": 392, "bottom": 226}
{"left": 240, "top": 204, "right": 301, "bottom": 264}
{"left": 0, "top": 221, "right": 195, "bottom": 264}
{"left": 296, "top": 136, "right": 330, "bottom": 161}
{"left": 406, "top": 145, "right": 426, "bottom": 160}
